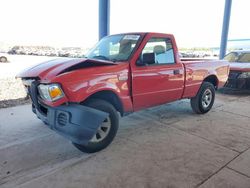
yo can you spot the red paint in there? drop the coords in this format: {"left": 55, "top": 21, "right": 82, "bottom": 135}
{"left": 18, "top": 32, "right": 229, "bottom": 113}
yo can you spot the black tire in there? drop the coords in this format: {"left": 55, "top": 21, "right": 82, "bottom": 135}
{"left": 73, "top": 99, "right": 119, "bottom": 153}
{"left": 0, "top": 56, "right": 7, "bottom": 63}
{"left": 190, "top": 82, "right": 215, "bottom": 114}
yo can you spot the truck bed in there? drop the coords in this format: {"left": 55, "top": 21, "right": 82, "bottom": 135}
{"left": 181, "top": 59, "right": 229, "bottom": 98}
{"left": 180, "top": 58, "right": 217, "bottom": 62}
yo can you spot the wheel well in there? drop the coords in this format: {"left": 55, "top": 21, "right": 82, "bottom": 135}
{"left": 83, "top": 90, "right": 124, "bottom": 116}
{"left": 204, "top": 75, "right": 218, "bottom": 89}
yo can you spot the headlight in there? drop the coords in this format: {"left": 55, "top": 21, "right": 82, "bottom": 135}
{"left": 38, "top": 84, "right": 64, "bottom": 101}
{"left": 238, "top": 72, "right": 250, "bottom": 79}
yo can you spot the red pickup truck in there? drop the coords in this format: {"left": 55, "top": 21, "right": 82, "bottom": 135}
{"left": 18, "top": 32, "right": 229, "bottom": 153}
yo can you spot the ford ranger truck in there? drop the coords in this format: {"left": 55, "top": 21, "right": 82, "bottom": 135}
{"left": 17, "top": 33, "right": 229, "bottom": 153}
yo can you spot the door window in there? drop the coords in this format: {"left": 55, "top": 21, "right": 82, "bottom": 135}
{"left": 141, "top": 38, "right": 175, "bottom": 65}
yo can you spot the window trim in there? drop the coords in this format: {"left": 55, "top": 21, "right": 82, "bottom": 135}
{"left": 138, "top": 37, "right": 176, "bottom": 67}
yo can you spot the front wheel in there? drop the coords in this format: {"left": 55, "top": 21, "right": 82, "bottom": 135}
{"left": 190, "top": 82, "right": 215, "bottom": 114}
{"left": 73, "top": 99, "right": 119, "bottom": 153}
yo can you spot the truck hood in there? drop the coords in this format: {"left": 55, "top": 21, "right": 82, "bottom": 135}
{"left": 17, "top": 58, "right": 116, "bottom": 80}
{"left": 230, "top": 62, "right": 250, "bottom": 72}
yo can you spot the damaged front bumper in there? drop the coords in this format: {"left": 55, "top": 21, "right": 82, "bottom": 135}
{"left": 29, "top": 81, "right": 108, "bottom": 145}
{"left": 224, "top": 71, "right": 250, "bottom": 90}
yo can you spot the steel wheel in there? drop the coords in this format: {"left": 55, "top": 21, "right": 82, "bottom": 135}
{"left": 190, "top": 82, "right": 215, "bottom": 114}
{"left": 73, "top": 99, "right": 119, "bottom": 153}
{"left": 90, "top": 117, "right": 111, "bottom": 143}
{"left": 201, "top": 89, "right": 212, "bottom": 108}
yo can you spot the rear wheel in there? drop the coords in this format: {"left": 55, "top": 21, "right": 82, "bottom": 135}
{"left": 73, "top": 99, "right": 119, "bottom": 153}
{"left": 190, "top": 82, "right": 215, "bottom": 114}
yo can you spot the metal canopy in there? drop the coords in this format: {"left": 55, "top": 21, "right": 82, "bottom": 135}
{"left": 99, "top": 0, "right": 232, "bottom": 59}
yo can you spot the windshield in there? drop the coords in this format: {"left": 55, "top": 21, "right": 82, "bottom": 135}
{"left": 85, "top": 34, "right": 141, "bottom": 62}
{"left": 224, "top": 52, "right": 250, "bottom": 63}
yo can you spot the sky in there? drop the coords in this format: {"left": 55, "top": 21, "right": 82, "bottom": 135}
{"left": 0, "top": 0, "right": 249, "bottom": 48}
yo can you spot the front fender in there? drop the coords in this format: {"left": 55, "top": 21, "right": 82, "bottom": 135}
{"left": 72, "top": 80, "right": 124, "bottom": 104}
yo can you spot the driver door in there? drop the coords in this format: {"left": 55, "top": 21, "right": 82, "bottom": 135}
{"left": 131, "top": 34, "right": 185, "bottom": 111}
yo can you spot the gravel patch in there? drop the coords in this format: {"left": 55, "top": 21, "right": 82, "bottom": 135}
{"left": 0, "top": 77, "right": 30, "bottom": 108}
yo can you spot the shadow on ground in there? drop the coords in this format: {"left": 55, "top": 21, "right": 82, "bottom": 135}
{"left": 218, "top": 87, "right": 250, "bottom": 96}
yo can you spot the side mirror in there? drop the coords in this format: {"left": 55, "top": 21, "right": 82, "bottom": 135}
{"left": 142, "top": 53, "right": 155, "bottom": 65}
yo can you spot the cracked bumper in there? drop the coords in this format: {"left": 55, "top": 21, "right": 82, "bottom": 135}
{"left": 225, "top": 78, "right": 250, "bottom": 90}
{"left": 33, "top": 104, "right": 108, "bottom": 145}
{"left": 224, "top": 71, "right": 250, "bottom": 90}
{"left": 29, "top": 81, "right": 108, "bottom": 145}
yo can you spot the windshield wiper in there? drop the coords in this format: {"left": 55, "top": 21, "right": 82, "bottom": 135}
{"left": 90, "top": 55, "right": 110, "bottom": 61}
{"left": 110, "top": 58, "right": 123, "bottom": 62}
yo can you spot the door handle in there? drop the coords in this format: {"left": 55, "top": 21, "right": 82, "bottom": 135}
{"left": 173, "top": 69, "right": 180, "bottom": 75}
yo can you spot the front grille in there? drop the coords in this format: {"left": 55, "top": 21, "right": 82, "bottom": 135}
{"left": 39, "top": 105, "right": 48, "bottom": 115}
{"left": 29, "top": 81, "right": 40, "bottom": 107}
{"left": 57, "top": 112, "right": 68, "bottom": 126}
{"left": 225, "top": 79, "right": 237, "bottom": 88}
{"left": 228, "top": 71, "right": 241, "bottom": 79}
